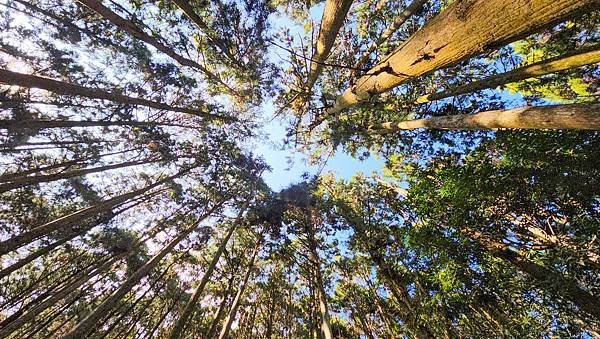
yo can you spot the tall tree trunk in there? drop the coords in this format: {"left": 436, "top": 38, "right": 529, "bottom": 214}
{"left": 168, "top": 206, "right": 247, "bottom": 339}
{"left": 61, "top": 197, "right": 229, "bottom": 339}
{"left": 0, "top": 168, "right": 187, "bottom": 255}
{"left": 75, "top": 0, "right": 238, "bottom": 96}
{"left": 217, "top": 241, "right": 260, "bottom": 339}
{"left": 354, "top": 0, "right": 428, "bottom": 71}
{"left": 324, "top": 0, "right": 597, "bottom": 118}
{"left": 416, "top": 45, "right": 600, "bottom": 103}
{"left": 0, "top": 69, "right": 230, "bottom": 120}
{"left": 307, "top": 233, "right": 333, "bottom": 339}
{"left": 205, "top": 274, "right": 236, "bottom": 338}
{"left": 372, "top": 104, "right": 600, "bottom": 131}
{"left": 0, "top": 118, "right": 207, "bottom": 130}
{"left": 0, "top": 254, "right": 124, "bottom": 338}
{"left": 464, "top": 229, "right": 600, "bottom": 320}
{"left": 0, "top": 157, "right": 160, "bottom": 193}
{"left": 305, "top": 0, "right": 354, "bottom": 91}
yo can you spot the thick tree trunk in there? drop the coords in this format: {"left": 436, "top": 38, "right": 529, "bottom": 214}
{"left": 306, "top": 0, "right": 354, "bottom": 91}
{"left": 217, "top": 242, "right": 260, "bottom": 339}
{"left": 325, "top": 0, "right": 597, "bottom": 117}
{"left": 465, "top": 229, "right": 600, "bottom": 320}
{"left": 168, "top": 218, "right": 244, "bottom": 338}
{"left": 416, "top": 45, "right": 600, "bottom": 103}
{"left": 0, "top": 157, "right": 160, "bottom": 193}
{"left": 0, "top": 169, "right": 187, "bottom": 255}
{"left": 354, "top": 0, "right": 427, "bottom": 71}
{"left": 75, "top": 0, "right": 238, "bottom": 95}
{"left": 0, "top": 69, "right": 229, "bottom": 120}
{"left": 372, "top": 104, "right": 600, "bottom": 131}
{"left": 61, "top": 198, "right": 229, "bottom": 339}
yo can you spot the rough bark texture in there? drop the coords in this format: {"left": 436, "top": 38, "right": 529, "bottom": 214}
{"left": 61, "top": 200, "right": 227, "bottom": 339}
{"left": 306, "top": 0, "right": 354, "bottom": 91}
{"left": 0, "top": 69, "right": 229, "bottom": 120}
{"left": 327, "top": 0, "right": 598, "bottom": 116}
{"left": 354, "top": 0, "right": 428, "bottom": 71}
{"left": 75, "top": 0, "right": 237, "bottom": 94}
{"left": 416, "top": 45, "right": 600, "bottom": 103}
{"left": 372, "top": 104, "right": 600, "bottom": 131}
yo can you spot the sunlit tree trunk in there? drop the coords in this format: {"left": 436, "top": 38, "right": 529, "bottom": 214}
{"left": 0, "top": 69, "right": 229, "bottom": 120}
{"left": 372, "top": 104, "right": 600, "bottom": 131}
{"left": 306, "top": 0, "right": 354, "bottom": 91}
{"left": 416, "top": 45, "right": 600, "bottom": 103}
{"left": 324, "top": 0, "right": 596, "bottom": 118}
{"left": 0, "top": 118, "right": 209, "bottom": 130}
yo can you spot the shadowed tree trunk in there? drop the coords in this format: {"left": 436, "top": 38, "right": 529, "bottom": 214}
{"left": 371, "top": 104, "right": 600, "bottom": 131}
{"left": 305, "top": 0, "right": 354, "bottom": 92}
{"left": 0, "top": 69, "right": 230, "bottom": 120}
{"left": 415, "top": 45, "right": 600, "bottom": 103}
{"left": 205, "top": 274, "right": 236, "bottom": 338}
{"left": 61, "top": 197, "right": 230, "bottom": 339}
{"left": 75, "top": 0, "right": 239, "bottom": 95}
{"left": 323, "top": 0, "right": 597, "bottom": 119}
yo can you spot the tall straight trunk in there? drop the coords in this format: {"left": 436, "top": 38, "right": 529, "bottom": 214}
{"left": 171, "top": 0, "right": 238, "bottom": 64}
{"left": 217, "top": 242, "right": 260, "bottom": 339}
{"left": 416, "top": 45, "right": 600, "bottom": 103}
{"left": 0, "top": 69, "right": 229, "bottom": 120}
{"left": 0, "top": 147, "right": 141, "bottom": 182}
{"left": 75, "top": 0, "right": 238, "bottom": 95}
{"left": 168, "top": 213, "right": 246, "bottom": 338}
{"left": 464, "top": 229, "right": 600, "bottom": 320}
{"left": 205, "top": 274, "right": 236, "bottom": 338}
{"left": 61, "top": 197, "right": 229, "bottom": 339}
{"left": 353, "top": 0, "right": 427, "bottom": 71}
{"left": 0, "top": 169, "right": 187, "bottom": 255}
{"left": 0, "top": 118, "right": 204, "bottom": 130}
{"left": 0, "top": 157, "right": 160, "bottom": 193}
{"left": 325, "top": 0, "right": 597, "bottom": 117}
{"left": 307, "top": 233, "right": 333, "bottom": 339}
{"left": 371, "top": 104, "right": 600, "bottom": 131}
{"left": 0, "top": 254, "right": 123, "bottom": 338}
{"left": 305, "top": 0, "right": 354, "bottom": 91}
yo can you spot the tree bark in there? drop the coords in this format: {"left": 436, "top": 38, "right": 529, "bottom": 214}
{"left": 416, "top": 45, "right": 600, "bottom": 103}
{"left": 324, "top": 0, "right": 597, "bottom": 118}
{"left": 205, "top": 274, "right": 236, "bottom": 338}
{"left": 371, "top": 104, "right": 600, "bottom": 131}
{"left": 0, "top": 169, "right": 188, "bottom": 255}
{"left": 354, "top": 0, "right": 427, "bottom": 71}
{"left": 0, "top": 69, "right": 230, "bottom": 120}
{"left": 464, "top": 229, "right": 600, "bottom": 320}
{"left": 306, "top": 0, "right": 354, "bottom": 91}
{"left": 217, "top": 242, "right": 260, "bottom": 339}
{"left": 0, "top": 157, "right": 160, "bottom": 193}
{"left": 75, "top": 0, "right": 239, "bottom": 96}
{"left": 61, "top": 197, "right": 229, "bottom": 339}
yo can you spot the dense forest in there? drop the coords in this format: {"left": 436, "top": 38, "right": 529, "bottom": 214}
{"left": 0, "top": 0, "right": 599, "bottom": 337}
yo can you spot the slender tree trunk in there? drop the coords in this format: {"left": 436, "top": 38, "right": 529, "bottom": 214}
{"left": 306, "top": 0, "right": 354, "bottom": 91}
{"left": 416, "top": 45, "right": 600, "bottom": 103}
{"left": 464, "top": 229, "right": 600, "bottom": 320}
{"left": 0, "top": 170, "right": 186, "bottom": 255}
{"left": 308, "top": 235, "right": 333, "bottom": 339}
{"left": 0, "top": 118, "right": 207, "bottom": 130}
{"left": 217, "top": 242, "right": 260, "bottom": 339}
{"left": 0, "top": 69, "right": 229, "bottom": 120}
{"left": 75, "top": 0, "right": 238, "bottom": 96}
{"left": 354, "top": 0, "right": 427, "bottom": 71}
{"left": 324, "top": 0, "right": 597, "bottom": 118}
{"left": 0, "top": 157, "right": 160, "bottom": 193}
{"left": 372, "top": 104, "right": 600, "bottom": 131}
{"left": 205, "top": 274, "right": 236, "bottom": 338}
{"left": 0, "top": 254, "right": 123, "bottom": 338}
{"left": 61, "top": 197, "right": 229, "bottom": 339}
{"left": 168, "top": 209, "right": 246, "bottom": 338}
